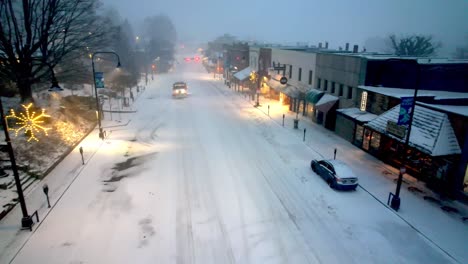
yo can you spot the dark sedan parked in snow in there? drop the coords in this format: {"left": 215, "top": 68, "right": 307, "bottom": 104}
{"left": 310, "top": 159, "right": 358, "bottom": 191}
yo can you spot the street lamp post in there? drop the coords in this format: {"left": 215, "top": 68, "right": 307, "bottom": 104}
{"left": 91, "top": 51, "right": 121, "bottom": 139}
{"left": 0, "top": 98, "right": 33, "bottom": 229}
{"left": 0, "top": 61, "right": 62, "bottom": 230}
{"left": 249, "top": 49, "right": 261, "bottom": 107}
{"left": 388, "top": 59, "right": 420, "bottom": 211}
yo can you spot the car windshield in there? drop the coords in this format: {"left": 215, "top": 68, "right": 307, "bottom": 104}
{"left": 173, "top": 83, "right": 186, "bottom": 89}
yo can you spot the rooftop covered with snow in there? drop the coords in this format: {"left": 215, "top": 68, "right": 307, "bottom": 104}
{"left": 337, "top": 108, "right": 378, "bottom": 122}
{"left": 365, "top": 105, "right": 461, "bottom": 156}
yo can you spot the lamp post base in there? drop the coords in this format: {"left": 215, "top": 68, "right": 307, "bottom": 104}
{"left": 293, "top": 119, "right": 299, "bottom": 129}
{"left": 21, "top": 216, "right": 33, "bottom": 230}
{"left": 99, "top": 129, "right": 105, "bottom": 140}
{"left": 390, "top": 196, "right": 401, "bottom": 211}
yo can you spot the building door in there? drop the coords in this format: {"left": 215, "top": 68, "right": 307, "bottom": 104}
{"left": 316, "top": 111, "right": 324, "bottom": 124}
{"left": 363, "top": 128, "right": 372, "bottom": 151}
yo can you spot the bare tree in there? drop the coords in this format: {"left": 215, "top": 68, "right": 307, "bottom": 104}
{"left": 453, "top": 34, "right": 468, "bottom": 59}
{"left": 0, "top": 0, "right": 113, "bottom": 102}
{"left": 143, "top": 15, "right": 177, "bottom": 73}
{"left": 388, "top": 34, "right": 441, "bottom": 56}
{"left": 111, "top": 19, "right": 139, "bottom": 87}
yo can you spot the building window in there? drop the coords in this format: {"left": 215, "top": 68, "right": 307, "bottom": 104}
{"left": 339, "top": 84, "right": 344, "bottom": 96}
{"left": 354, "top": 125, "right": 364, "bottom": 146}
{"left": 324, "top": 80, "right": 328, "bottom": 91}
{"left": 360, "top": 91, "right": 368, "bottom": 111}
{"left": 317, "top": 78, "right": 321, "bottom": 89}
{"left": 289, "top": 65, "right": 292, "bottom": 79}
{"left": 331, "top": 82, "right": 335, "bottom": 94}
{"left": 347, "top": 86, "right": 353, "bottom": 99}
{"left": 298, "top": 68, "right": 302, "bottom": 81}
{"left": 308, "top": 70, "right": 313, "bottom": 85}
{"left": 370, "top": 132, "right": 381, "bottom": 151}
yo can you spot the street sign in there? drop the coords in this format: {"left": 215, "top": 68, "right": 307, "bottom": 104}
{"left": 386, "top": 120, "right": 406, "bottom": 139}
{"left": 280, "top": 77, "right": 288, "bottom": 85}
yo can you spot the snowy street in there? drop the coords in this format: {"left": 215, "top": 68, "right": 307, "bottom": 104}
{"left": 1, "top": 62, "right": 464, "bottom": 263}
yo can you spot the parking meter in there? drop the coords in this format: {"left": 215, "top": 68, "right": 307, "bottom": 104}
{"left": 43, "top": 184, "right": 50, "bottom": 208}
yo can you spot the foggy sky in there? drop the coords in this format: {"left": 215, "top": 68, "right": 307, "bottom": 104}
{"left": 101, "top": 0, "right": 468, "bottom": 55}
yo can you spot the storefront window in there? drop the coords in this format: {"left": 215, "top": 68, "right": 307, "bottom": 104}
{"left": 362, "top": 128, "right": 372, "bottom": 150}
{"left": 307, "top": 104, "right": 314, "bottom": 117}
{"left": 464, "top": 165, "right": 468, "bottom": 193}
{"left": 354, "top": 125, "right": 364, "bottom": 146}
{"left": 370, "top": 132, "right": 381, "bottom": 150}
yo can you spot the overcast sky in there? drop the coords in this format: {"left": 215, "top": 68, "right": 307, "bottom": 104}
{"left": 101, "top": 0, "right": 468, "bottom": 55}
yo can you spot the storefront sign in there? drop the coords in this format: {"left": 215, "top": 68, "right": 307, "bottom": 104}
{"left": 386, "top": 120, "right": 406, "bottom": 139}
{"left": 360, "top": 91, "right": 368, "bottom": 111}
{"left": 274, "top": 66, "right": 286, "bottom": 71}
{"left": 398, "top": 97, "right": 414, "bottom": 126}
{"left": 280, "top": 77, "right": 288, "bottom": 84}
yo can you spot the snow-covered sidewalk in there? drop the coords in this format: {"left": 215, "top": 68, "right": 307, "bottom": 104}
{"left": 0, "top": 108, "right": 139, "bottom": 263}
{"left": 213, "top": 79, "right": 468, "bottom": 263}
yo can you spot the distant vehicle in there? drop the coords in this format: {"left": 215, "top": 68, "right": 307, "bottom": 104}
{"left": 184, "top": 57, "right": 191, "bottom": 62}
{"left": 172, "top": 82, "right": 188, "bottom": 98}
{"left": 310, "top": 159, "right": 358, "bottom": 190}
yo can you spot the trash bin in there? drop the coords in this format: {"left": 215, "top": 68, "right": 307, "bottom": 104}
{"left": 293, "top": 119, "right": 299, "bottom": 129}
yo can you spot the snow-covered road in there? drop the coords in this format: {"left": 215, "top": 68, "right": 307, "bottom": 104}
{"left": 10, "top": 62, "right": 454, "bottom": 263}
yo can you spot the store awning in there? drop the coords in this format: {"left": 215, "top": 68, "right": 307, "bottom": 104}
{"left": 305, "top": 89, "right": 324, "bottom": 104}
{"left": 315, "top": 94, "right": 339, "bottom": 112}
{"left": 282, "top": 85, "right": 302, "bottom": 98}
{"left": 233, "top": 67, "right": 252, "bottom": 81}
{"left": 267, "top": 77, "right": 307, "bottom": 99}
{"left": 267, "top": 78, "right": 287, "bottom": 92}
{"left": 365, "top": 105, "right": 461, "bottom": 156}
{"left": 337, "top": 108, "right": 378, "bottom": 123}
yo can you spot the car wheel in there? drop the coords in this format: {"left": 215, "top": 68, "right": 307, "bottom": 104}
{"left": 311, "top": 161, "right": 315, "bottom": 171}
{"left": 328, "top": 179, "right": 334, "bottom": 189}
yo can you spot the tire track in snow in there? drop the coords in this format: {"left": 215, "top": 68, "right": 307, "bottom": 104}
{"left": 185, "top": 79, "right": 237, "bottom": 263}
{"left": 175, "top": 98, "right": 196, "bottom": 264}
{"left": 207, "top": 80, "right": 312, "bottom": 263}
{"left": 208, "top": 81, "right": 353, "bottom": 263}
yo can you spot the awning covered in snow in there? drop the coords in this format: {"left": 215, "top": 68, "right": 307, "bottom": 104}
{"left": 267, "top": 78, "right": 287, "bottom": 92}
{"left": 233, "top": 67, "right": 252, "bottom": 81}
{"left": 315, "top": 94, "right": 339, "bottom": 112}
{"left": 267, "top": 76, "right": 308, "bottom": 99}
{"left": 365, "top": 105, "right": 461, "bottom": 156}
{"left": 337, "top": 108, "right": 378, "bottom": 123}
{"left": 305, "top": 89, "right": 324, "bottom": 104}
{"left": 281, "top": 85, "right": 303, "bottom": 98}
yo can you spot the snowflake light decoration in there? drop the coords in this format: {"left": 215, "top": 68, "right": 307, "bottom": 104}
{"left": 6, "top": 103, "right": 51, "bottom": 142}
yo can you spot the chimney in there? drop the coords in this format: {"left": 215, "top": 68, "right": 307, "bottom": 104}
{"left": 318, "top": 42, "right": 322, "bottom": 48}
{"left": 325, "top": 42, "right": 329, "bottom": 49}
{"left": 345, "top": 43, "right": 349, "bottom": 51}
{"left": 353, "top": 45, "right": 359, "bottom": 53}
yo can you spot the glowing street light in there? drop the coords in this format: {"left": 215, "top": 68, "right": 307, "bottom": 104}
{"left": 91, "top": 51, "right": 122, "bottom": 139}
